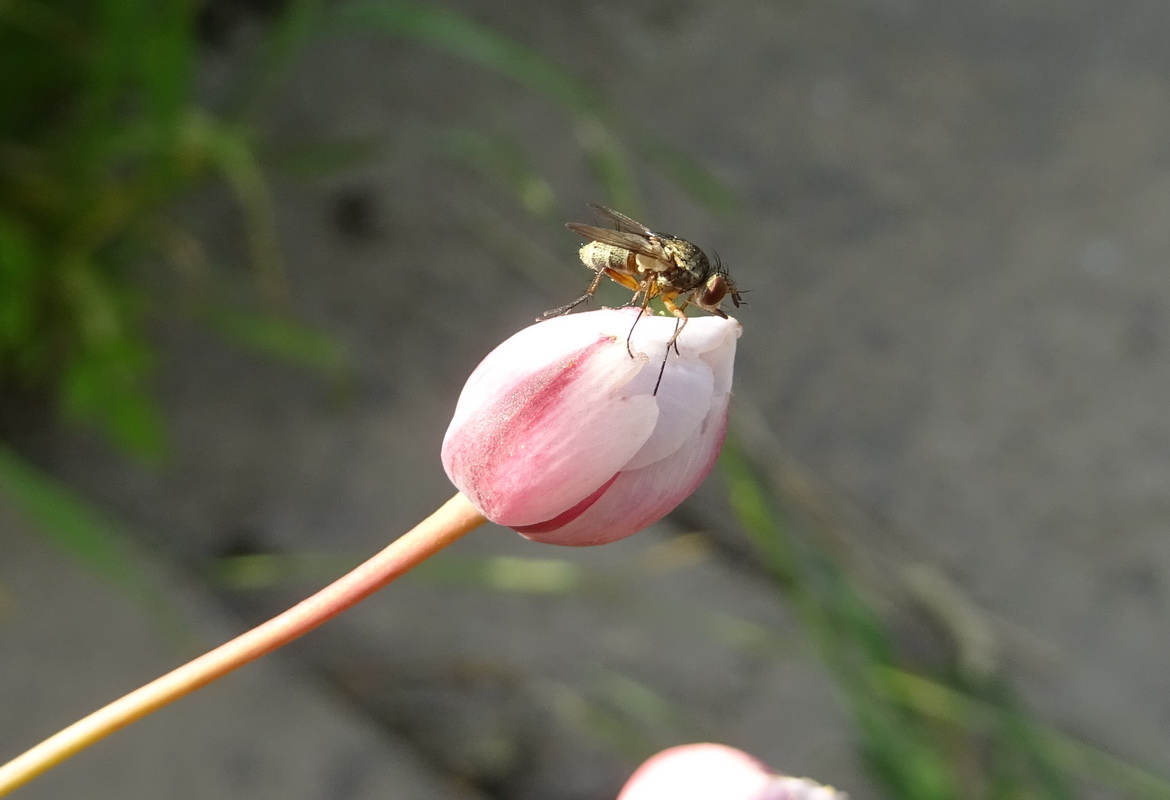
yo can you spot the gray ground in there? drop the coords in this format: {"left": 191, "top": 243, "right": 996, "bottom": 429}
{"left": 4, "top": 1, "right": 1170, "bottom": 798}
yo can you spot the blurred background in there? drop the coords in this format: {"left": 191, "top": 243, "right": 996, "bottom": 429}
{"left": 2, "top": 1, "right": 1170, "bottom": 798}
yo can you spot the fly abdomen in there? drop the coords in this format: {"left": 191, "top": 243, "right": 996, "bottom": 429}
{"left": 580, "top": 242, "right": 638, "bottom": 274}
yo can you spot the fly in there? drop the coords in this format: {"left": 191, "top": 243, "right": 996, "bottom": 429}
{"left": 542, "top": 204, "right": 743, "bottom": 393}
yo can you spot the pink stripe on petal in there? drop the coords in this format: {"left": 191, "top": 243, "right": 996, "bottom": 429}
{"left": 519, "top": 394, "right": 730, "bottom": 546}
{"left": 513, "top": 472, "right": 620, "bottom": 534}
{"left": 443, "top": 336, "right": 658, "bottom": 526}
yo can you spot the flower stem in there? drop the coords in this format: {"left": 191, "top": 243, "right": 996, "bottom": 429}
{"left": 0, "top": 492, "right": 487, "bottom": 796}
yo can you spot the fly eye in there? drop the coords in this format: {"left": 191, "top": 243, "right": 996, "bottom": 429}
{"left": 700, "top": 274, "right": 728, "bottom": 308}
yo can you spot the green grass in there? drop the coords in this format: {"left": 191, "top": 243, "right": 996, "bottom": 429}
{"left": 720, "top": 437, "right": 1170, "bottom": 799}
{"left": 0, "top": 0, "right": 734, "bottom": 650}
{"left": 0, "top": 0, "right": 283, "bottom": 457}
{"left": 0, "top": 0, "right": 735, "bottom": 458}
{"left": 9, "top": 4, "right": 1155, "bottom": 799}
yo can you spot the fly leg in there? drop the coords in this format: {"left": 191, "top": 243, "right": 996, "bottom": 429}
{"left": 652, "top": 315, "right": 684, "bottom": 396}
{"left": 625, "top": 289, "right": 655, "bottom": 357}
{"left": 651, "top": 297, "right": 690, "bottom": 396}
{"left": 663, "top": 296, "right": 690, "bottom": 351}
{"left": 538, "top": 268, "right": 606, "bottom": 319}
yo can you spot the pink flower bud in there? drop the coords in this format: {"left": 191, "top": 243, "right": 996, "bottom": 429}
{"left": 618, "top": 744, "right": 846, "bottom": 800}
{"left": 442, "top": 308, "right": 740, "bottom": 546}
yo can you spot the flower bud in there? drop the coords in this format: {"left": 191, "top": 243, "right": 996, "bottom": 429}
{"left": 618, "top": 743, "right": 846, "bottom": 800}
{"left": 442, "top": 309, "right": 740, "bottom": 546}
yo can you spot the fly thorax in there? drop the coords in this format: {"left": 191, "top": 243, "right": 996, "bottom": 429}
{"left": 634, "top": 253, "right": 663, "bottom": 274}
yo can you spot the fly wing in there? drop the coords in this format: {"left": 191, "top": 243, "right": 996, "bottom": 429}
{"left": 585, "top": 204, "right": 655, "bottom": 236}
{"left": 565, "top": 222, "right": 670, "bottom": 261}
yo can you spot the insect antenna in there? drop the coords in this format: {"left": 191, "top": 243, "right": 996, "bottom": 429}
{"left": 711, "top": 251, "right": 747, "bottom": 309}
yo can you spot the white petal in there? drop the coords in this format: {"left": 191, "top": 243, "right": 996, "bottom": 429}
{"left": 518, "top": 392, "right": 730, "bottom": 546}
{"left": 621, "top": 355, "right": 715, "bottom": 470}
{"left": 442, "top": 323, "right": 659, "bottom": 526}
{"left": 447, "top": 312, "right": 639, "bottom": 433}
{"left": 618, "top": 744, "right": 780, "bottom": 800}
{"left": 619, "top": 312, "right": 740, "bottom": 471}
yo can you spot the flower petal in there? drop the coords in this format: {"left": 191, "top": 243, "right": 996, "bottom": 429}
{"left": 442, "top": 317, "right": 659, "bottom": 527}
{"left": 444, "top": 309, "right": 742, "bottom": 542}
{"left": 448, "top": 312, "right": 642, "bottom": 433}
{"left": 618, "top": 312, "right": 740, "bottom": 471}
{"left": 618, "top": 744, "right": 775, "bottom": 800}
{"left": 518, "top": 392, "right": 730, "bottom": 546}
{"left": 622, "top": 354, "right": 715, "bottom": 470}
{"left": 618, "top": 743, "right": 846, "bottom": 800}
